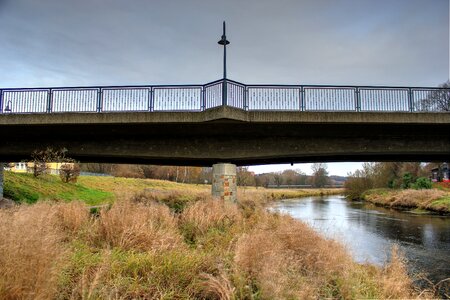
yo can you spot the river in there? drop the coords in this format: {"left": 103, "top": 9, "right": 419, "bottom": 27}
{"left": 272, "top": 195, "right": 450, "bottom": 292}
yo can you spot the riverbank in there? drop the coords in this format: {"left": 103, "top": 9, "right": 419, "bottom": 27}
{"left": 0, "top": 194, "right": 432, "bottom": 299}
{"left": 273, "top": 195, "right": 450, "bottom": 298}
{"left": 361, "top": 188, "right": 450, "bottom": 215}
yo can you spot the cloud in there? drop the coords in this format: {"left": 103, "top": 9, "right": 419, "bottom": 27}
{"left": 0, "top": 0, "right": 447, "bottom": 88}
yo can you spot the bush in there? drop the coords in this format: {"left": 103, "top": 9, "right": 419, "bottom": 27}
{"left": 59, "top": 163, "right": 81, "bottom": 183}
{"left": 344, "top": 172, "right": 373, "bottom": 200}
{"left": 412, "top": 177, "right": 433, "bottom": 190}
{"left": 401, "top": 173, "right": 414, "bottom": 189}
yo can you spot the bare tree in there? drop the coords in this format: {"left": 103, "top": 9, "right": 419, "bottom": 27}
{"left": 28, "top": 148, "right": 68, "bottom": 177}
{"left": 419, "top": 81, "right": 450, "bottom": 111}
{"left": 311, "top": 163, "right": 329, "bottom": 188}
{"left": 59, "top": 163, "right": 81, "bottom": 183}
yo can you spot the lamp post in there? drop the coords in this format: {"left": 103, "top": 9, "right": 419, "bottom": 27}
{"left": 218, "top": 21, "right": 230, "bottom": 106}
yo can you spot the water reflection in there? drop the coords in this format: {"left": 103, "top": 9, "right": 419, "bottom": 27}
{"left": 273, "top": 195, "right": 450, "bottom": 284}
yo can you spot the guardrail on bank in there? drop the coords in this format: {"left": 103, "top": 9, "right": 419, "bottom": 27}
{"left": 0, "top": 79, "right": 448, "bottom": 113}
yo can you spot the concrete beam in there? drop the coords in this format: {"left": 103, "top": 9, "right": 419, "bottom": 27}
{"left": 0, "top": 108, "right": 449, "bottom": 165}
{"left": 1, "top": 106, "right": 450, "bottom": 126}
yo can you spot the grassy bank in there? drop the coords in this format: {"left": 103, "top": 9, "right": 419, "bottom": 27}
{"left": 3, "top": 172, "right": 113, "bottom": 205}
{"left": 4, "top": 171, "right": 342, "bottom": 208}
{"left": 362, "top": 188, "right": 450, "bottom": 214}
{"left": 0, "top": 194, "right": 432, "bottom": 299}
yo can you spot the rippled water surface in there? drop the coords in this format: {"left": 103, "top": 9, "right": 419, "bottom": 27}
{"left": 272, "top": 195, "right": 450, "bottom": 286}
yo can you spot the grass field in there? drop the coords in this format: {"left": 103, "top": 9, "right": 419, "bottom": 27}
{"left": 3, "top": 171, "right": 342, "bottom": 207}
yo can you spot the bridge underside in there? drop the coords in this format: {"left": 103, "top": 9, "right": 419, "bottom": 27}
{"left": 0, "top": 106, "right": 449, "bottom": 165}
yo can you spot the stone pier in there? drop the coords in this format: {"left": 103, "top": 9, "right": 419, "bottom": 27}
{"left": 0, "top": 163, "right": 4, "bottom": 199}
{"left": 212, "top": 163, "right": 237, "bottom": 202}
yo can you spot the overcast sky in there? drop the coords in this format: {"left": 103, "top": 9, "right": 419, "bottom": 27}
{"left": 1, "top": 0, "right": 448, "bottom": 175}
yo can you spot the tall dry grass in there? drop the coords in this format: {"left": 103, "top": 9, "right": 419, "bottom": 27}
{"left": 0, "top": 194, "right": 434, "bottom": 299}
{"left": 180, "top": 199, "right": 243, "bottom": 245}
{"left": 94, "top": 199, "right": 183, "bottom": 251}
{"left": 364, "top": 189, "right": 449, "bottom": 213}
{"left": 0, "top": 203, "right": 67, "bottom": 300}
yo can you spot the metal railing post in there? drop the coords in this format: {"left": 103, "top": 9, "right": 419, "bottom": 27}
{"left": 244, "top": 86, "right": 248, "bottom": 110}
{"left": 97, "top": 88, "right": 103, "bottom": 112}
{"left": 201, "top": 87, "right": 206, "bottom": 111}
{"left": 0, "top": 90, "right": 3, "bottom": 113}
{"left": 408, "top": 88, "right": 414, "bottom": 112}
{"left": 148, "top": 87, "right": 154, "bottom": 112}
{"left": 355, "top": 87, "right": 361, "bottom": 112}
{"left": 300, "top": 86, "right": 305, "bottom": 111}
{"left": 46, "top": 89, "right": 53, "bottom": 113}
{"left": 222, "top": 79, "right": 227, "bottom": 106}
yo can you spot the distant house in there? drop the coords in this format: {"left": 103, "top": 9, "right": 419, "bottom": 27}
{"left": 6, "top": 162, "right": 72, "bottom": 175}
{"left": 431, "top": 163, "right": 450, "bottom": 182}
{"left": 7, "top": 162, "right": 28, "bottom": 173}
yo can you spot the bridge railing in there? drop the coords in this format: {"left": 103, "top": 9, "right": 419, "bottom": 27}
{"left": 0, "top": 80, "right": 448, "bottom": 113}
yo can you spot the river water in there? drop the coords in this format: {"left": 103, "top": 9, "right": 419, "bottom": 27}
{"left": 272, "top": 195, "right": 450, "bottom": 290}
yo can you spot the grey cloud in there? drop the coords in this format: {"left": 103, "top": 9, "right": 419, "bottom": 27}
{"left": 0, "top": 0, "right": 448, "bottom": 88}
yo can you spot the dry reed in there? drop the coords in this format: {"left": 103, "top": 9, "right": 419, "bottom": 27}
{"left": 94, "top": 199, "right": 183, "bottom": 251}
{"left": 0, "top": 194, "right": 432, "bottom": 299}
{"left": 0, "top": 203, "right": 67, "bottom": 300}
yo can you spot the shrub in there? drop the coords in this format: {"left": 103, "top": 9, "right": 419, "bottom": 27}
{"left": 344, "top": 173, "right": 373, "bottom": 200}
{"left": 401, "top": 172, "right": 414, "bottom": 189}
{"left": 413, "top": 177, "right": 433, "bottom": 190}
{"left": 59, "top": 163, "right": 81, "bottom": 183}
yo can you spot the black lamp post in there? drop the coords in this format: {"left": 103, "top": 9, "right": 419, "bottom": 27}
{"left": 218, "top": 21, "right": 230, "bottom": 106}
{"left": 218, "top": 21, "right": 230, "bottom": 79}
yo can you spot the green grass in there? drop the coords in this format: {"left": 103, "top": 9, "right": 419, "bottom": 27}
{"left": 4, "top": 171, "right": 342, "bottom": 208}
{"left": 430, "top": 196, "right": 450, "bottom": 211}
{"left": 4, "top": 172, "right": 113, "bottom": 205}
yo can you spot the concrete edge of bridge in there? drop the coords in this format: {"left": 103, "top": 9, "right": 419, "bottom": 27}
{"left": 0, "top": 105, "right": 450, "bottom": 125}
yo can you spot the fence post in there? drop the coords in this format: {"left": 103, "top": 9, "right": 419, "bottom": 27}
{"left": 46, "top": 89, "right": 53, "bottom": 113}
{"left": 300, "top": 86, "right": 305, "bottom": 111}
{"left": 97, "top": 88, "right": 103, "bottom": 112}
{"left": 0, "top": 90, "right": 3, "bottom": 113}
{"left": 408, "top": 88, "right": 414, "bottom": 112}
{"left": 355, "top": 87, "right": 361, "bottom": 112}
{"left": 244, "top": 87, "right": 248, "bottom": 110}
{"left": 148, "top": 87, "right": 154, "bottom": 112}
{"left": 201, "top": 87, "right": 206, "bottom": 111}
{"left": 222, "top": 79, "right": 227, "bottom": 106}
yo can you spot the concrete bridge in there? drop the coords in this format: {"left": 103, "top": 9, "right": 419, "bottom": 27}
{"left": 0, "top": 79, "right": 449, "bottom": 201}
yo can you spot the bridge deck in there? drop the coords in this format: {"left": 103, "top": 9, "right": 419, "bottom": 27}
{"left": 1, "top": 106, "right": 449, "bottom": 165}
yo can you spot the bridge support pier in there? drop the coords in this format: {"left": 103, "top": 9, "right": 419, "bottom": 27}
{"left": 0, "top": 163, "right": 4, "bottom": 199}
{"left": 212, "top": 163, "right": 237, "bottom": 202}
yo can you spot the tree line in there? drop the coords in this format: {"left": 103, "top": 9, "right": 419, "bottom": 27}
{"left": 344, "top": 162, "right": 438, "bottom": 200}
{"left": 80, "top": 162, "right": 338, "bottom": 188}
